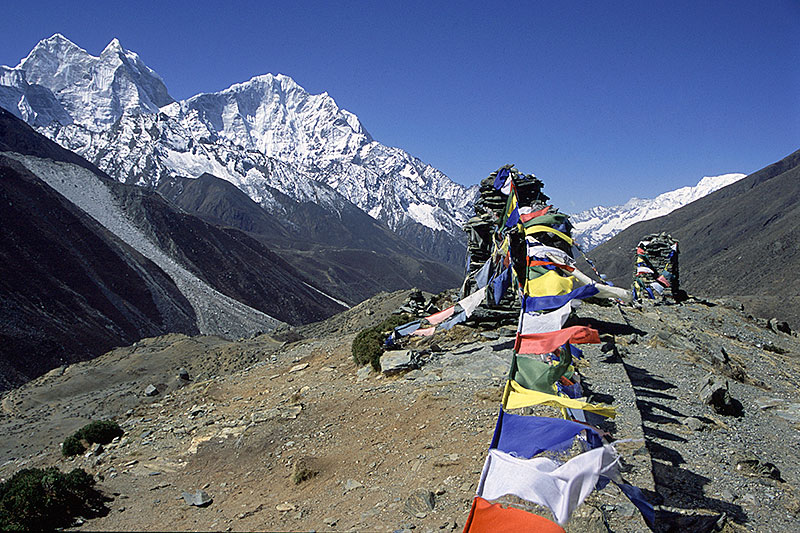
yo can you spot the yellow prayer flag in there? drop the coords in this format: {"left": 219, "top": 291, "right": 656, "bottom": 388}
{"left": 524, "top": 270, "right": 575, "bottom": 297}
{"left": 524, "top": 225, "right": 574, "bottom": 245}
{"left": 502, "top": 380, "right": 617, "bottom": 418}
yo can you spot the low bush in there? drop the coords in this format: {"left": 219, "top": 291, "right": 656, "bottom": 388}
{"left": 61, "top": 420, "right": 124, "bottom": 457}
{"left": 352, "top": 314, "right": 412, "bottom": 370}
{"left": 0, "top": 467, "right": 105, "bottom": 530}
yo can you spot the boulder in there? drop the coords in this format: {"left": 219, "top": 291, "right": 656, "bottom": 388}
{"left": 182, "top": 490, "right": 212, "bottom": 507}
{"left": 380, "top": 350, "right": 421, "bottom": 375}
{"left": 768, "top": 318, "right": 792, "bottom": 335}
{"left": 404, "top": 489, "right": 436, "bottom": 517}
{"left": 698, "top": 375, "right": 742, "bottom": 416}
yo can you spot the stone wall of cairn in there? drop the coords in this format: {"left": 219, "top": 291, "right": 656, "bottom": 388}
{"left": 632, "top": 232, "right": 680, "bottom": 301}
{"left": 462, "top": 165, "right": 573, "bottom": 327}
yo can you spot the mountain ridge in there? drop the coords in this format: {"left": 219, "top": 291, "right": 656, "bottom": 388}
{"left": 0, "top": 35, "right": 474, "bottom": 265}
{"left": 0, "top": 107, "right": 349, "bottom": 390}
{"left": 587, "top": 148, "right": 800, "bottom": 329}
{"left": 571, "top": 172, "right": 746, "bottom": 249}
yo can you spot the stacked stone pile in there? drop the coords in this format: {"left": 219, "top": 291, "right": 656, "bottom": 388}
{"left": 632, "top": 232, "right": 680, "bottom": 301}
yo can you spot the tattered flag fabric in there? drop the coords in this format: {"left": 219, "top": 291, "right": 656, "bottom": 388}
{"left": 426, "top": 306, "right": 456, "bottom": 325}
{"left": 508, "top": 350, "right": 572, "bottom": 394}
{"left": 460, "top": 287, "right": 486, "bottom": 317}
{"left": 523, "top": 284, "right": 599, "bottom": 312}
{"left": 439, "top": 310, "right": 467, "bottom": 330}
{"left": 492, "top": 167, "right": 511, "bottom": 190}
{"left": 514, "top": 325, "right": 600, "bottom": 355}
{"left": 504, "top": 202, "right": 520, "bottom": 229}
{"left": 492, "top": 266, "right": 512, "bottom": 304}
{"left": 614, "top": 481, "right": 655, "bottom": 526}
{"left": 393, "top": 320, "right": 422, "bottom": 337}
{"left": 463, "top": 496, "right": 565, "bottom": 533}
{"left": 476, "top": 446, "right": 620, "bottom": 525}
{"left": 519, "top": 205, "right": 551, "bottom": 223}
{"left": 518, "top": 300, "right": 576, "bottom": 335}
{"left": 474, "top": 260, "right": 492, "bottom": 289}
{"left": 527, "top": 244, "right": 574, "bottom": 264}
{"left": 489, "top": 410, "right": 603, "bottom": 459}
{"left": 502, "top": 380, "right": 616, "bottom": 418}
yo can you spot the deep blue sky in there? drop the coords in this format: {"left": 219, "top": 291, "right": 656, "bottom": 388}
{"left": 2, "top": 1, "right": 798, "bottom": 212}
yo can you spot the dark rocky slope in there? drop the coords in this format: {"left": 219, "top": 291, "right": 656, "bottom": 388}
{"left": 0, "top": 108, "right": 346, "bottom": 390}
{"left": 0, "top": 154, "right": 198, "bottom": 390}
{"left": 156, "top": 173, "right": 464, "bottom": 305}
{"left": 587, "top": 149, "right": 800, "bottom": 329}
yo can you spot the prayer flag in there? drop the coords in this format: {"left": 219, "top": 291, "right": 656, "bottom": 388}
{"left": 509, "top": 349, "right": 572, "bottom": 394}
{"left": 459, "top": 287, "right": 486, "bottom": 318}
{"left": 439, "top": 310, "right": 467, "bottom": 330}
{"left": 492, "top": 167, "right": 511, "bottom": 190}
{"left": 515, "top": 326, "right": 600, "bottom": 355}
{"left": 523, "top": 284, "right": 599, "bottom": 312}
{"left": 524, "top": 270, "right": 576, "bottom": 298}
{"left": 476, "top": 446, "right": 620, "bottom": 525}
{"left": 489, "top": 410, "right": 603, "bottom": 459}
{"left": 519, "top": 205, "right": 551, "bottom": 223}
{"left": 502, "top": 380, "right": 616, "bottom": 418}
{"left": 426, "top": 306, "right": 455, "bottom": 325}
{"left": 463, "top": 497, "right": 565, "bottom": 533}
{"left": 474, "top": 260, "right": 492, "bottom": 289}
{"left": 518, "top": 301, "right": 576, "bottom": 335}
{"left": 393, "top": 320, "right": 422, "bottom": 337}
{"left": 492, "top": 267, "right": 511, "bottom": 304}
{"left": 524, "top": 224, "right": 573, "bottom": 245}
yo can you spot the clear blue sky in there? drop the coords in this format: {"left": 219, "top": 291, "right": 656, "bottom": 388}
{"left": 2, "top": 1, "right": 798, "bottom": 212}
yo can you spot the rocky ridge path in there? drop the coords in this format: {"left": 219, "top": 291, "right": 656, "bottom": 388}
{"left": 0, "top": 291, "right": 799, "bottom": 532}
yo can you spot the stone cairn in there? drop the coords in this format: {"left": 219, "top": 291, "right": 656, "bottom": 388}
{"left": 461, "top": 165, "right": 573, "bottom": 327}
{"left": 632, "top": 232, "right": 680, "bottom": 301}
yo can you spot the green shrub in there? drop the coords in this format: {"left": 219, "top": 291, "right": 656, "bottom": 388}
{"left": 0, "top": 467, "right": 104, "bottom": 530}
{"left": 352, "top": 314, "right": 412, "bottom": 371}
{"left": 61, "top": 420, "right": 124, "bottom": 457}
{"left": 78, "top": 420, "right": 124, "bottom": 445}
{"left": 61, "top": 435, "right": 85, "bottom": 457}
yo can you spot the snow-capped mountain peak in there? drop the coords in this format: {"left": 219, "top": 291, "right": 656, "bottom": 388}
{"left": 2, "top": 35, "right": 475, "bottom": 264}
{"left": 9, "top": 34, "right": 173, "bottom": 131}
{"left": 570, "top": 173, "right": 747, "bottom": 249}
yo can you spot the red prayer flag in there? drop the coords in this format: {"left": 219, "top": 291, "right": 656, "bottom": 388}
{"left": 514, "top": 326, "right": 601, "bottom": 355}
{"left": 426, "top": 306, "right": 455, "bottom": 325}
{"left": 519, "top": 205, "right": 551, "bottom": 223}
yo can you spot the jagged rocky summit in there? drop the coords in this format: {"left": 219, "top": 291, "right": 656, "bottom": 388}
{"left": 0, "top": 34, "right": 477, "bottom": 265}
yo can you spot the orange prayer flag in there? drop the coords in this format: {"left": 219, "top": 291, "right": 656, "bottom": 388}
{"left": 463, "top": 496, "right": 565, "bottom": 533}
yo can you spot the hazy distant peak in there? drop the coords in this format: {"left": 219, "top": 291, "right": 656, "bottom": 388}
{"left": 571, "top": 172, "right": 747, "bottom": 249}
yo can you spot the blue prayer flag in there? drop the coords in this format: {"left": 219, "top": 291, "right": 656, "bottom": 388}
{"left": 489, "top": 410, "right": 603, "bottom": 459}
{"left": 493, "top": 167, "right": 511, "bottom": 190}
{"left": 492, "top": 267, "right": 511, "bottom": 305}
{"left": 523, "top": 284, "right": 600, "bottom": 312}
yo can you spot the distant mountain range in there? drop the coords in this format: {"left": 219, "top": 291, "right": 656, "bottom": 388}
{"left": 588, "top": 148, "right": 800, "bottom": 330}
{"left": 0, "top": 34, "right": 476, "bottom": 265}
{"left": 570, "top": 173, "right": 746, "bottom": 249}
